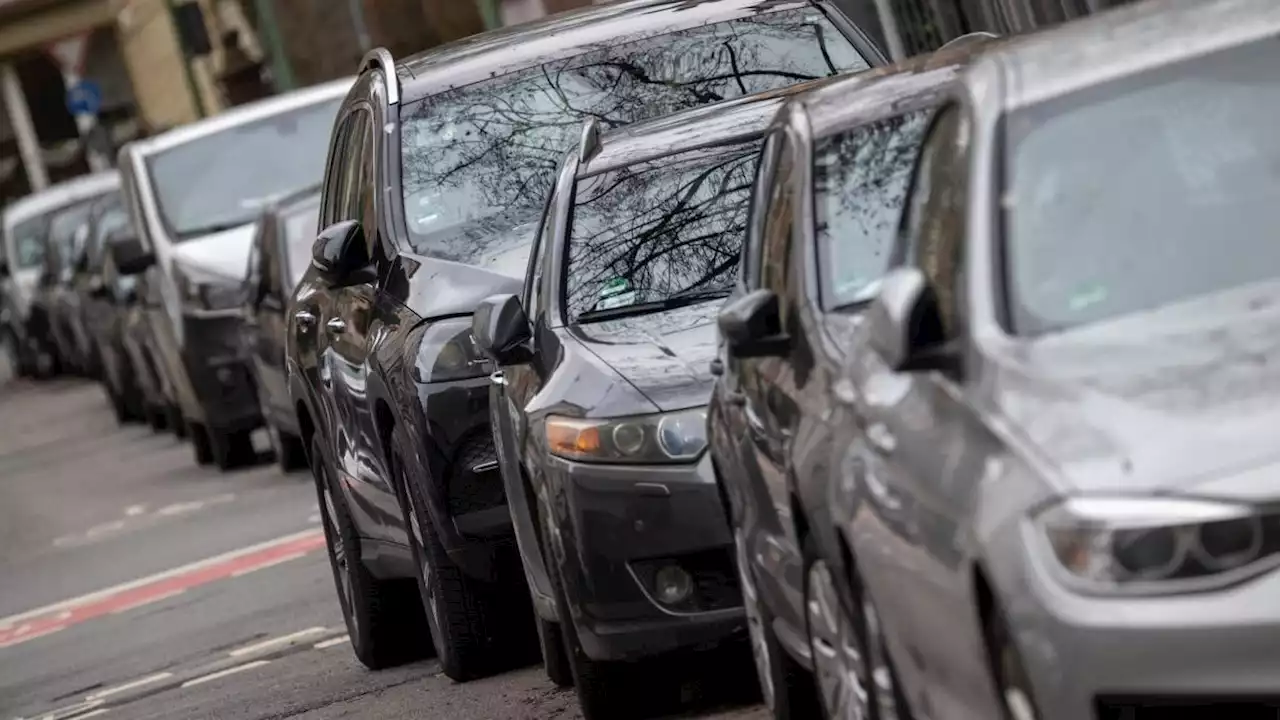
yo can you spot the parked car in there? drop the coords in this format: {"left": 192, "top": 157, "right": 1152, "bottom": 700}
{"left": 828, "top": 3, "right": 1280, "bottom": 720}
{"left": 80, "top": 195, "right": 148, "bottom": 424}
{"left": 112, "top": 78, "right": 351, "bottom": 470}
{"left": 706, "top": 36, "right": 997, "bottom": 720}
{"left": 1, "top": 172, "right": 120, "bottom": 378}
{"left": 473, "top": 81, "right": 818, "bottom": 715}
{"left": 289, "top": 0, "right": 883, "bottom": 680}
{"left": 241, "top": 185, "right": 321, "bottom": 472}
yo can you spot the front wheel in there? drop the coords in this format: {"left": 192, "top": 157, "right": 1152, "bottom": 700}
{"left": 398, "top": 448, "right": 534, "bottom": 682}
{"left": 312, "top": 436, "right": 428, "bottom": 669}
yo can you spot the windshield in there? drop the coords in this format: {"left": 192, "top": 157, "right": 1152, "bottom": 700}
{"left": 7, "top": 214, "right": 48, "bottom": 270}
{"left": 147, "top": 97, "right": 342, "bottom": 240}
{"left": 282, "top": 202, "right": 321, "bottom": 284}
{"left": 814, "top": 110, "right": 933, "bottom": 309}
{"left": 1004, "top": 39, "right": 1280, "bottom": 335}
{"left": 399, "top": 6, "right": 868, "bottom": 265}
{"left": 566, "top": 142, "right": 759, "bottom": 322}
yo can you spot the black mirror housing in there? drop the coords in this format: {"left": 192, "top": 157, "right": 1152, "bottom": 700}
{"left": 472, "top": 293, "right": 533, "bottom": 366}
{"left": 311, "top": 220, "right": 368, "bottom": 282}
{"left": 866, "top": 266, "right": 957, "bottom": 374}
{"left": 110, "top": 231, "right": 155, "bottom": 276}
{"left": 718, "top": 289, "right": 788, "bottom": 358}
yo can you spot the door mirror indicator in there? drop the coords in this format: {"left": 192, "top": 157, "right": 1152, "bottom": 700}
{"left": 866, "top": 266, "right": 959, "bottom": 375}
{"left": 109, "top": 230, "right": 156, "bottom": 276}
{"left": 311, "top": 220, "right": 368, "bottom": 282}
{"left": 472, "top": 293, "right": 533, "bottom": 366}
{"left": 718, "top": 289, "right": 789, "bottom": 358}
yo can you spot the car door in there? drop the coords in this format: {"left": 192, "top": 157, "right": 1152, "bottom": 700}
{"left": 734, "top": 128, "right": 809, "bottom": 644}
{"left": 321, "top": 102, "right": 403, "bottom": 542}
{"left": 847, "top": 104, "right": 999, "bottom": 715}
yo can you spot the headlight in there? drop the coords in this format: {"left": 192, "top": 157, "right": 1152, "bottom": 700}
{"left": 175, "top": 264, "right": 242, "bottom": 311}
{"left": 1033, "top": 496, "right": 1280, "bottom": 595}
{"left": 412, "top": 317, "right": 490, "bottom": 383}
{"left": 546, "top": 407, "right": 708, "bottom": 464}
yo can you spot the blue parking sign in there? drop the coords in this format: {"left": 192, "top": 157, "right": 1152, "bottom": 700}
{"left": 65, "top": 80, "right": 102, "bottom": 116}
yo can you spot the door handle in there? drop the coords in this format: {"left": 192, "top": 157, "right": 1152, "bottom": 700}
{"left": 326, "top": 318, "right": 347, "bottom": 334}
{"left": 490, "top": 370, "right": 506, "bottom": 386}
{"left": 295, "top": 310, "right": 316, "bottom": 327}
{"left": 866, "top": 422, "right": 897, "bottom": 455}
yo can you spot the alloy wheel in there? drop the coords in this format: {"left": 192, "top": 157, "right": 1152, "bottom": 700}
{"left": 404, "top": 479, "right": 442, "bottom": 637}
{"left": 807, "top": 560, "right": 870, "bottom": 720}
{"left": 321, "top": 482, "right": 357, "bottom": 638}
{"left": 735, "top": 529, "right": 776, "bottom": 712}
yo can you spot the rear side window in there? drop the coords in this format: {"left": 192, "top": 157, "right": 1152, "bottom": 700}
{"left": 813, "top": 110, "right": 933, "bottom": 308}
{"left": 399, "top": 6, "right": 869, "bottom": 267}
{"left": 565, "top": 141, "right": 760, "bottom": 322}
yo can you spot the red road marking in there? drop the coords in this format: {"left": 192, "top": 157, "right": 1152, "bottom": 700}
{"left": 0, "top": 531, "right": 325, "bottom": 650}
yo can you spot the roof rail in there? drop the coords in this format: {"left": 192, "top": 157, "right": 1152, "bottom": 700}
{"left": 578, "top": 117, "right": 602, "bottom": 162}
{"left": 361, "top": 48, "right": 400, "bottom": 105}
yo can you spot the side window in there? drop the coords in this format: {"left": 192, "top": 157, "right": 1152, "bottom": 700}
{"left": 743, "top": 132, "right": 779, "bottom": 289}
{"left": 350, "top": 109, "right": 377, "bottom": 255}
{"left": 902, "top": 105, "right": 970, "bottom": 336}
{"left": 321, "top": 116, "right": 353, "bottom": 227}
{"left": 523, "top": 192, "right": 555, "bottom": 313}
{"left": 759, "top": 133, "right": 796, "bottom": 327}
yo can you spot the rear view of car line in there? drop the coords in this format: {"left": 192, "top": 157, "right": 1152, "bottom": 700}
{"left": 111, "top": 78, "right": 351, "bottom": 471}
{"left": 287, "top": 0, "right": 883, "bottom": 684}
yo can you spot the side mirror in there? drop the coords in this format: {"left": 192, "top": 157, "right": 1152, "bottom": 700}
{"left": 866, "top": 266, "right": 958, "bottom": 374}
{"left": 110, "top": 232, "right": 155, "bottom": 276}
{"left": 311, "top": 220, "right": 368, "bottom": 281}
{"left": 472, "top": 293, "right": 533, "bottom": 366}
{"left": 718, "top": 289, "right": 789, "bottom": 358}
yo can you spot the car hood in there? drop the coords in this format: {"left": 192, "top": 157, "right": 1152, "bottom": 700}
{"left": 570, "top": 300, "right": 720, "bottom": 412}
{"left": 168, "top": 224, "right": 257, "bottom": 282}
{"left": 988, "top": 280, "right": 1280, "bottom": 500}
{"left": 398, "top": 212, "right": 538, "bottom": 319}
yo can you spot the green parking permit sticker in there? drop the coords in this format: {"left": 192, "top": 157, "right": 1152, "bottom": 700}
{"left": 1068, "top": 284, "right": 1108, "bottom": 312}
{"left": 597, "top": 290, "right": 636, "bottom": 311}
{"left": 600, "top": 277, "right": 630, "bottom": 298}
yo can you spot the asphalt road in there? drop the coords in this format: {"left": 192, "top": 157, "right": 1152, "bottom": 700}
{"left": 0, "top": 378, "right": 767, "bottom": 720}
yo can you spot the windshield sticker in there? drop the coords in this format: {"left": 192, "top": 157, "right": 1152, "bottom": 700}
{"left": 596, "top": 290, "right": 636, "bottom": 311}
{"left": 600, "top": 277, "right": 630, "bottom": 298}
{"left": 1068, "top": 284, "right": 1107, "bottom": 312}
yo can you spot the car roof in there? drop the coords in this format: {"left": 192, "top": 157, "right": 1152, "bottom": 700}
{"left": 124, "top": 78, "right": 354, "bottom": 158}
{"left": 799, "top": 35, "right": 1002, "bottom": 138}
{"left": 581, "top": 78, "right": 829, "bottom": 177}
{"left": 981, "top": 0, "right": 1279, "bottom": 110}
{"left": 2, "top": 171, "right": 121, "bottom": 228}
{"left": 395, "top": 0, "right": 826, "bottom": 102}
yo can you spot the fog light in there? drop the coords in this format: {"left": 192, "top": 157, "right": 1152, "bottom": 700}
{"left": 654, "top": 565, "right": 693, "bottom": 606}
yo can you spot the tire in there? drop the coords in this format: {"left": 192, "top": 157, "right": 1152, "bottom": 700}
{"left": 168, "top": 405, "right": 187, "bottom": 439}
{"left": 536, "top": 489, "right": 639, "bottom": 719}
{"left": 209, "top": 428, "right": 257, "bottom": 472}
{"left": 147, "top": 404, "right": 169, "bottom": 432}
{"left": 535, "top": 610, "right": 574, "bottom": 688}
{"left": 736, "top": 529, "right": 819, "bottom": 720}
{"left": 988, "top": 607, "right": 1042, "bottom": 720}
{"left": 190, "top": 423, "right": 214, "bottom": 466}
{"left": 107, "top": 385, "right": 130, "bottom": 425}
{"left": 312, "top": 436, "right": 429, "bottom": 670}
{"left": 397, "top": 448, "right": 534, "bottom": 682}
{"left": 268, "top": 420, "right": 309, "bottom": 473}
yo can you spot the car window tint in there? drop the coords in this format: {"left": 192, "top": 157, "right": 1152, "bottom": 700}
{"left": 146, "top": 96, "right": 341, "bottom": 240}
{"left": 743, "top": 132, "right": 780, "bottom": 288}
{"left": 760, "top": 136, "right": 796, "bottom": 324}
{"left": 814, "top": 110, "right": 932, "bottom": 309}
{"left": 904, "top": 105, "right": 968, "bottom": 336}
{"left": 564, "top": 141, "right": 759, "bottom": 321}
{"left": 399, "top": 6, "right": 869, "bottom": 267}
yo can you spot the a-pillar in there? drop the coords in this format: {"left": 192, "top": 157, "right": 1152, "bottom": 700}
{"left": 0, "top": 60, "right": 49, "bottom": 192}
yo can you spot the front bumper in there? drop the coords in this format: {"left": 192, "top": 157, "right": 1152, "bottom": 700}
{"left": 997, "top": 522, "right": 1280, "bottom": 720}
{"left": 178, "top": 312, "right": 261, "bottom": 432}
{"left": 547, "top": 453, "right": 744, "bottom": 662}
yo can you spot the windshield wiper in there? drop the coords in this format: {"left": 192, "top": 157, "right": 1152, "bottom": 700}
{"left": 575, "top": 288, "right": 731, "bottom": 324}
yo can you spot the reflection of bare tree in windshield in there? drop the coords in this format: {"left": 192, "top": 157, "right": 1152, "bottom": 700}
{"left": 814, "top": 111, "right": 930, "bottom": 307}
{"left": 566, "top": 145, "right": 758, "bottom": 320}
{"left": 400, "top": 8, "right": 868, "bottom": 264}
